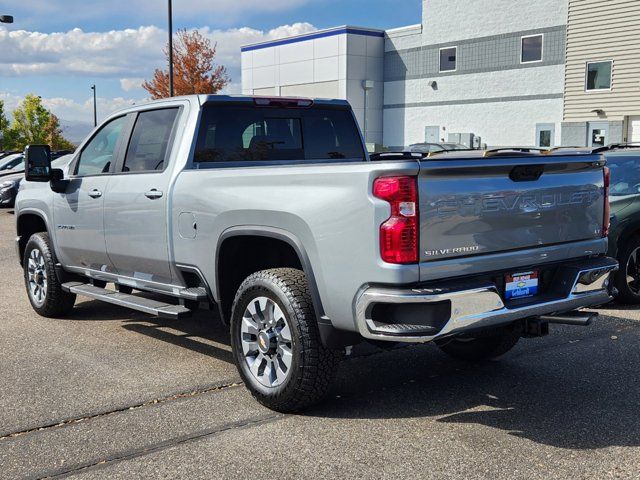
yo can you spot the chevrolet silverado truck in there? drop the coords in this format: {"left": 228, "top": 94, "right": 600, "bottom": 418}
{"left": 16, "top": 95, "right": 617, "bottom": 412}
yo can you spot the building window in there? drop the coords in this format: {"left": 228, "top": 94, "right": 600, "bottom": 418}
{"left": 439, "top": 47, "right": 457, "bottom": 72}
{"left": 521, "top": 34, "right": 543, "bottom": 63}
{"left": 536, "top": 123, "right": 555, "bottom": 148}
{"left": 586, "top": 61, "right": 612, "bottom": 91}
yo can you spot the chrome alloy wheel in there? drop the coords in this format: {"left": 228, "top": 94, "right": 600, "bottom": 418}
{"left": 626, "top": 246, "right": 640, "bottom": 295}
{"left": 27, "top": 248, "right": 48, "bottom": 307}
{"left": 240, "top": 296, "right": 293, "bottom": 388}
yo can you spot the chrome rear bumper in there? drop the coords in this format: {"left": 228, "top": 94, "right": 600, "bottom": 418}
{"left": 355, "top": 256, "right": 618, "bottom": 343}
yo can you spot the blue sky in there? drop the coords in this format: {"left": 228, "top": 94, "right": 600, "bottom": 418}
{"left": 0, "top": 0, "right": 420, "bottom": 140}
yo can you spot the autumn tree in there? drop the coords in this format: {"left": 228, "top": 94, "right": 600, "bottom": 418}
{"left": 43, "top": 113, "right": 75, "bottom": 151}
{"left": 143, "top": 29, "right": 230, "bottom": 99}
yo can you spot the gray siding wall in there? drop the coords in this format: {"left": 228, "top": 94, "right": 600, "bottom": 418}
{"left": 385, "top": 26, "right": 566, "bottom": 82}
{"left": 560, "top": 122, "right": 588, "bottom": 146}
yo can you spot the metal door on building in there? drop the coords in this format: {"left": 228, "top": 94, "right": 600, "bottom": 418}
{"left": 628, "top": 116, "right": 640, "bottom": 143}
{"left": 424, "top": 126, "right": 440, "bottom": 143}
{"left": 588, "top": 122, "right": 608, "bottom": 148}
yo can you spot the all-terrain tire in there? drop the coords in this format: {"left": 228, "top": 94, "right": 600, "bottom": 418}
{"left": 435, "top": 322, "right": 522, "bottom": 361}
{"left": 613, "top": 236, "right": 640, "bottom": 305}
{"left": 230, "top": 268, "right": 341, "bottom": 412}
{"left": 23, "top": 232, "right": 76, "bottom": 317}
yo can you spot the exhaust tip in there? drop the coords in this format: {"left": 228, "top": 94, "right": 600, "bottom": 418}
{"left": 538, "top": 311, "right": 598, "bottom": 327}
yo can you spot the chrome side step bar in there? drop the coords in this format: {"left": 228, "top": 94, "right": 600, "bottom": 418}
{"left": 62, "top": 282, "right": 192, "bottom": 319}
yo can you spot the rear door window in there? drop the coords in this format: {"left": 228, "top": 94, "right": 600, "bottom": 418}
{"left": 122, "top": 108, "right": 179, "bottom": 172}
{"left": 194, "top": 105, "right": 365, "bottom": 164}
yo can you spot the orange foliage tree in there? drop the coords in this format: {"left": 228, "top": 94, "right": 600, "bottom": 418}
{"left": 143, "top": 29, "right": 230, "bottom": 99}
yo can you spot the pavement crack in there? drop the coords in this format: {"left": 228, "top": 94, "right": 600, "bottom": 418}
{"left": 0, "top": 381, "right": 243, "bottom": 441}
{"left": 37, "top": 413, "right": 284, "bottom": 479}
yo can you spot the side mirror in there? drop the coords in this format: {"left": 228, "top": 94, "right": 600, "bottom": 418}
{"left": 24, "top": 144, "right": 52, "bottom": 182}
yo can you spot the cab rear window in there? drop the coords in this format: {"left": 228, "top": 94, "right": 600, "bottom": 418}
{"left": 194, "top": 105, "right": 365, "bottom": 164}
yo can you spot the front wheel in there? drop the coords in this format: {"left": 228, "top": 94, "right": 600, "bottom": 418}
{"left": 435, "top": 322, "right": 522, "bottom": 361}
{"left": 230, "top": 268, "right": 340, "bottom": 412}
{"left": 23, "top": 233, "right": 76, "bottom": 317}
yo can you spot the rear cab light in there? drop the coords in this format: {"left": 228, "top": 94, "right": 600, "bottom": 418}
{"left": 603, "top": 166, "right": 610, "bottom": 237}
{"left": 373, "top": 176, "right": 419, "bottom": 264}
{"left": 253, "top": 97, "right": 314, "bottom": 108}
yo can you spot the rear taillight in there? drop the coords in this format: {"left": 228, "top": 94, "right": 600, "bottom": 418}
{"left": 603, "top": 166, "right": 611, "bottom": 237}
{"left": 373, "top": 176, "right": 419, "bottom": 264}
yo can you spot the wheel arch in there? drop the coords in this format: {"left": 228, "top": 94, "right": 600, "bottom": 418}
{"left": 215, "top": 226, "right": 325, "bottom": 326}
{"left": 16, "top": 209, "right": 52, "bottom": 267}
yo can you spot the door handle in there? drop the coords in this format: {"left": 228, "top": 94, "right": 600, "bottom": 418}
{"left": 144, "top": 189, "right": 163, "bottom": 199}
{"left": 88, "top": 189, "right": 102, "bottom": 199}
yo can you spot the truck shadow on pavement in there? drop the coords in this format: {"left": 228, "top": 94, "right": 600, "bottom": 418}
{"left": 68, "top": 298, "right": 640, "bottom": 450}
{"left": 69, "top": 299, "right": 234, "bottom": 364}
{"left": 312, "top": 316, "right": 640, "bottom": 451}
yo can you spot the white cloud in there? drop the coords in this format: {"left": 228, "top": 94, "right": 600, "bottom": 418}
{"left": 13, "top": 0, "right": 312, "bottom": 26}
{"left": 0, "top": 22, "right": 316, "bottom": 81}
{"left": 119, "top": 78, "right": 145, "bottom": 92}
{"left": 0, "top": 21, "right": 317, "bottom": 134}
{"left": 1, "top": 91, "right": 138, "bottom": 124}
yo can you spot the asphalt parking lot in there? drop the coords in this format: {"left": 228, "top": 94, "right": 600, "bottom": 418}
{"left": 1, "top": 209, "right": 640, "bottom": 479}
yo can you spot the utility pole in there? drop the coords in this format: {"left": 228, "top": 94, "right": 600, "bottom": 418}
{"left": 90, "top": 85, "right": 97, "bottom": 127}
{"left": 168, "top": 0, "right": 174, "bottom": 97}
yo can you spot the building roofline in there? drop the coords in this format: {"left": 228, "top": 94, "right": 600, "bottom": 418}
{"left": 386, "top": 23, "right": 422, "bottom": 37}
{"left": 241, "top": 25, "right": 385, "bottom": 52}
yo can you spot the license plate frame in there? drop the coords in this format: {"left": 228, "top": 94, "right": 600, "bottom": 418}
{"left": 505, "top": 271, "right": 539, "bottom": 300}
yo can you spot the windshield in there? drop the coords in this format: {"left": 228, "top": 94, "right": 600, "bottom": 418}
{"left": 441, "top": 143, "right": 468, "bottom": 150}
{"left": 9, "top": 159, "right": 25, "bottom": 171}
{"left": 409, "top": 144, "right": 443, "bottom": 153}
{"left": 52, "top": 155, "right": 73, "bottom": 168}
{"left": 607, "top": 151, "right": 640, "bottom": 196}
{"left": 0, "top": 154, "right": 23, "bottom": 170}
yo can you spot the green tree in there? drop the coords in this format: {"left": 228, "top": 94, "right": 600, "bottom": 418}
{"left": 0, "top": 100, "right": 16, "bottom": 151}
{"left": 7, "top": 94, "right": 75, "bottom": 150}
{"left": 10, "top": 94, "right": 51, "bottom": 149}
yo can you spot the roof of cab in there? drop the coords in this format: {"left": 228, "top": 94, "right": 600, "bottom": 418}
{"left": 198, "top": 94, "right": 350, "bottom": 107}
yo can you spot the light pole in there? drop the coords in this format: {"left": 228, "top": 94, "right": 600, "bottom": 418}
{"left": 0, "top": 15, "right": 13, "bottom": 24}
{"left": 90, "top": 85, "right": 97, "bottom": 127}
{"left": 168, "top": 0, "right": 174, "bottom": 97}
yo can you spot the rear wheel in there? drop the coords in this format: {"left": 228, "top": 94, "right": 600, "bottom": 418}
{"left": 435, "top": 322, "right": 522, "bottom": 361}
{"left": 230, "top": 268, "right": 340, "bottom": 412}
{"left": 23, "top": 233, "right": 76, "bottom": 317}
{"left": 614, "top": 237, "right": 640, "bottom": 305}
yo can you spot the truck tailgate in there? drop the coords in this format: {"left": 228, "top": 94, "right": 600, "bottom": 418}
{"left": 418, "top": 154, "right": 606, "bottom": 264}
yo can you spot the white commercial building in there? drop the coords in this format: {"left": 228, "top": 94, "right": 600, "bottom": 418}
{"left": 241, "top": 27, "right": 386, "bottom": 145}
{"left": 242, "top": 0, "right": 569, "bottom": 149}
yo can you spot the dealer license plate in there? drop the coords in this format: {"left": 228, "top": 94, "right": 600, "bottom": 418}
{"left": 505, "top": 271, "right": 539, "bottom": 300}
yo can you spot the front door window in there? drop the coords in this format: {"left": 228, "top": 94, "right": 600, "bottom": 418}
{"left": 76, "top": 116, "right": 127, "bottom": 176}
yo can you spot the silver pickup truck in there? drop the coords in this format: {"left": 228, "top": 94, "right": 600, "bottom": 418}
{"left": 16, "top": 95, "right": 617, "bottom": 411}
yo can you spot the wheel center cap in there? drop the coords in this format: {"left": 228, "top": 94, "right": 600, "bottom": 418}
{"left": 257, "top": 331, "right": 275, "bottom": 355}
